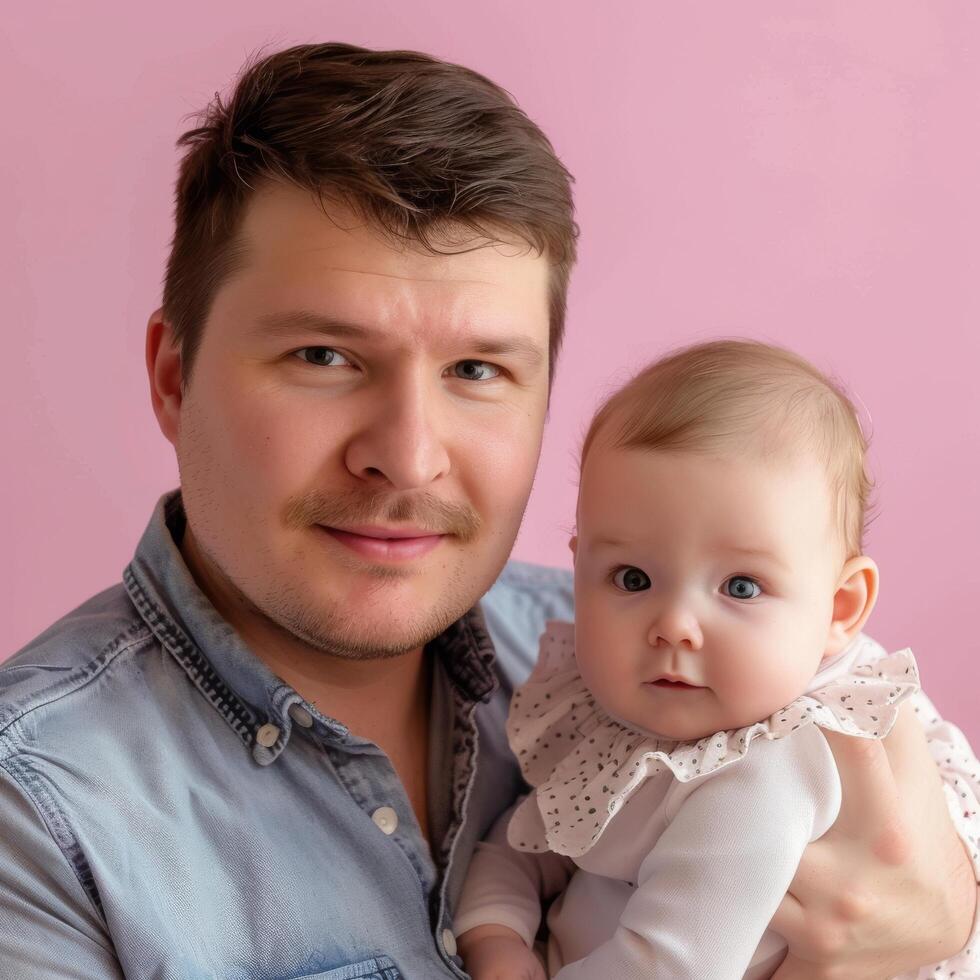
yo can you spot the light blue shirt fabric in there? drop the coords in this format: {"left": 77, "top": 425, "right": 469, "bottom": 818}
{"left": 0, "top": 491, "right": 573, "bottom": 979}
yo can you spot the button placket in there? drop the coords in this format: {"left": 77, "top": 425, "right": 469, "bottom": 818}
{"left": 432, "top": 685, "right": 485, "bottom": 972}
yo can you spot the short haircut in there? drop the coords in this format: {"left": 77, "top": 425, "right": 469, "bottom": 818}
{"left": 162, "top": 43, "right": 578, "bottom": 383}
{"left": 580, "top": 339, "right": 874, "bottom": 556}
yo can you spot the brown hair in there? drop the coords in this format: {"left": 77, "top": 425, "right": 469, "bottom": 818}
{"left": 580, "top": 340, "right": 875, "bottom": 556}
{"left": 162, "top": 43, "right": 578, "bottom": 383}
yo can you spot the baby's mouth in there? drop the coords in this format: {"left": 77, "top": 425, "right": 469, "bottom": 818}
{"left": 647, "top": 677, "right": 704, "bottom": 690}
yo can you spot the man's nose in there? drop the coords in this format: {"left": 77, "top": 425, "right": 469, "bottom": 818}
{"left": 646, "top": 598, "right": 704, "bottom": 652}
{"left": 344, "top": 370, "right": 451, "bottom": 490}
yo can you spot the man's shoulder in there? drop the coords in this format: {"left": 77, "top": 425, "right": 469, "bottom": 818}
{"left": 484, "top": 558, "right": 574, "bottom": 615}
{"left": 480, "top": 559, "right": 574, "bottom": 688}
{"left": 0, "top": 582, "right": 152, "bottom": 738}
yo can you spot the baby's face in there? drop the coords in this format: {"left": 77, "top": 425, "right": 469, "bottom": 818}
{"left": 573, "top": 444, "right": 846, "bottom": 740}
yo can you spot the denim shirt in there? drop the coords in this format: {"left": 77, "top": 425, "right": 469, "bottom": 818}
{"left": 0, "top": 491, "right": 574, "bottom": 980}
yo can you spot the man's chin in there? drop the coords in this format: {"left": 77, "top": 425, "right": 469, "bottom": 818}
{"left": 269, "top": 569, "right": 484, "bottom": 660}
{"left": 285, "top": 607, "right": 466, "bottom": 661}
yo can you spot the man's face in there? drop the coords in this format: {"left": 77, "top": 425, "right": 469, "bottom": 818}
{"left": 169, "top": 184, "right": 551, "bottom": 659}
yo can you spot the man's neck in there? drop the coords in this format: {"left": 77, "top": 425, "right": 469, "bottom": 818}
{"left": 178, "top": 525, "right": 434, "bottom": 839}
{"left": 246, "top": 624, "right": 436, "bottom": 845}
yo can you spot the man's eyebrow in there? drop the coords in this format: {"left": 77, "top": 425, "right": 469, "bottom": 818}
{"left": 255, "top": 309, "right": 546, "bottom": 367}
{"left": 256, "top": 310, "right": 376, "bottom": 340}
{"left": 467, "top": 336, "right": 546, "bottom": 368}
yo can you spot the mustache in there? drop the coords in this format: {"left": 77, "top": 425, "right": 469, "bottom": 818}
{"left": 283, "top": 487, "right": 482, "bottom": 543}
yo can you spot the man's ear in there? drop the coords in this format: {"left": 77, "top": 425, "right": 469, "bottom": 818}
{"left": 568, "top": 534, "right": 578, "bottom": 564}
{"left": 146, "top": 309, "right": 184, "bottom": 447}
{"left": 824, "top": 555, "right": 879, "bottom": 660}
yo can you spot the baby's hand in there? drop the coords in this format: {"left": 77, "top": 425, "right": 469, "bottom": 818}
{"left": 457, "top": 923, "right": 547, "bottom": 980}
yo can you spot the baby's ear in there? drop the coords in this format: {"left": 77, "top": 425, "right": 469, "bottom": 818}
{"left": 824, "top": 556, "right": 879, "bottom": 660}
{"left": 568, "top": 535, "right": 578, "bottom": 562}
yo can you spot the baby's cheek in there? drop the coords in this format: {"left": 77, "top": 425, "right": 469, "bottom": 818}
{"left": 711, "top": 645, "right": 804, "bottom": 725}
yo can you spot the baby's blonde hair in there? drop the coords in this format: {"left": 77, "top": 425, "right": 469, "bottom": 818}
{"left": 580, "top": 340, "right": 874, "bottom": 557}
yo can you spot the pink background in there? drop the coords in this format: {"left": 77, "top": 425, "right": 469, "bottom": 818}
{"left": 2, "top": 3, "right": 977, "bottom": 742}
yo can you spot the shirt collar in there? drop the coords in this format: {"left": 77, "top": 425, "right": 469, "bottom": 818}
{"left": 124, "top": 490, "right": 498, "bottom": 765}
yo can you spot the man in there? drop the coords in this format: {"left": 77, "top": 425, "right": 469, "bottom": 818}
{"left": 0, "top": 43, "right": 976, "bottom": 979}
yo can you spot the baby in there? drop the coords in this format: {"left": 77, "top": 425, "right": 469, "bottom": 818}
{"left": 454, "top": 340, "right": 971, "bottom": 979}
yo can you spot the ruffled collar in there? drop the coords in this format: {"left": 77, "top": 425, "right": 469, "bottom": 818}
{"left": 506, "top": 621, "right": 920, "bottom": 858}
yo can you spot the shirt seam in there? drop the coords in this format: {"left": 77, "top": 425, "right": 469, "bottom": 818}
{"left": 0, "top": 751, "right": 111, "bottom": 930}
{"left": 0, "top": 623, "right": 153, "bottom": 741}
{"left": 0, "top": 625, "right": 157, "bottom": 928}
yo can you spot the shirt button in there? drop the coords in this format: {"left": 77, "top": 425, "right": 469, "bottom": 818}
{"left": 288, "top": 703, "right": 314, "bottom": 728}
{"left": 441, "top": 928, "right": 458, "bottom": 957}
{"left": 255, "top": 723, "right": 280, "bottom": 747}
{"left": 371, "top": 806, "right": 398, "bottom": 835}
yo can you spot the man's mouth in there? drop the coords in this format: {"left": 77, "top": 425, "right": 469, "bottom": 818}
{"left": 316, "top": 524, "right": 447, "bottom": 561}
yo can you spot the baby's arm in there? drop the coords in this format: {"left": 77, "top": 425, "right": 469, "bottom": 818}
{"left": 456, "top": 800, "right": 575, "bottom": 980}
{"left": 554, "top": 727, "right": 840, "bottom": 980}
{"left": 456, "top": 924, "right": 546, "bottom": 980}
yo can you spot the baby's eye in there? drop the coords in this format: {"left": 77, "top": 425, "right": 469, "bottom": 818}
{"left": 293, "top": 347, "right": 351, "bottom": 367}
{"left": 723, "top": 576, "right": 762, "bottom": 600}
{"left": 612, "top": 567, "right": 651, "bottom": 593}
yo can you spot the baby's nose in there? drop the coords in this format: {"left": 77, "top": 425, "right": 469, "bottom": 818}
{"left": 647, "top": 605, "right": 704, "bottom": 651}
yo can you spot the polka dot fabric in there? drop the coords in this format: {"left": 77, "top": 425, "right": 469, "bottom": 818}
{"left": 506, "top": 621, "right": 921, "bottom": 858}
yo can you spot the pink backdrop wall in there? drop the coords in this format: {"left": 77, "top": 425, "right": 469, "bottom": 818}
{"left": 2, "top": 2, "right": 977, "bottom": 742}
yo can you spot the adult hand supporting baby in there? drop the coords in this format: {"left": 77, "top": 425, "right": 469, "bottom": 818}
{"left": 769, "top": 703, "right": 977, "bottom": 979}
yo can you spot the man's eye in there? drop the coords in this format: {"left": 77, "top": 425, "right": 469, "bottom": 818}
{"left": 452, "top": 360, "right": 500, "bottom": 381}
{"left": 612, "top": 567, "right": 651, "bottom": 592}
{"left": 723, "top": 576, "right": 762, "bottom": 600}
{"left": 293, "top": 347, "right": 351, "bottom": 367}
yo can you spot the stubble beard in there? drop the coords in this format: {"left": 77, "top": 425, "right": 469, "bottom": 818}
{"left": 212, "top": 496, "right": 510, "bottom": 662}
{"left": 254, "top": 553, "right": 479, "bottom": 661}
{"left": 181, "top": 469, "right": 516, "bottom": 661}
{"left": 261, "top": 485, "right": 492, "bottom": 659}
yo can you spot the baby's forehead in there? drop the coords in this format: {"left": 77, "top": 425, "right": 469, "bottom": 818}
{"left": 576, "top": 340, "right": 870, "bottom": 556}
{"left": 578, "top": 436, "right": 825, "bottom": 486}
{"left": 576, "top": 443, "right": 841, "bottom": 547}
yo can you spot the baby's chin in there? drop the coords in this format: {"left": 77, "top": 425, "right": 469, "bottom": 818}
{"left": 611, "top": 695, "right": 724, "bottom": 743}
{"left": 642, "top": 716, "right": 758, "bottom": 742}
{"left": 627, "top": 694, "right": 791, "bottom": 742}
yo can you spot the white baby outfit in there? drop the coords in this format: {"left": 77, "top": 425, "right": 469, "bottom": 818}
{"left": 455, "top": 621, "right": 980, "bottom": 980}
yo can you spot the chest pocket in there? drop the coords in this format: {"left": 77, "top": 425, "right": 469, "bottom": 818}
{"left": 294, "top": 956, "right": 403, "bottom": 979}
